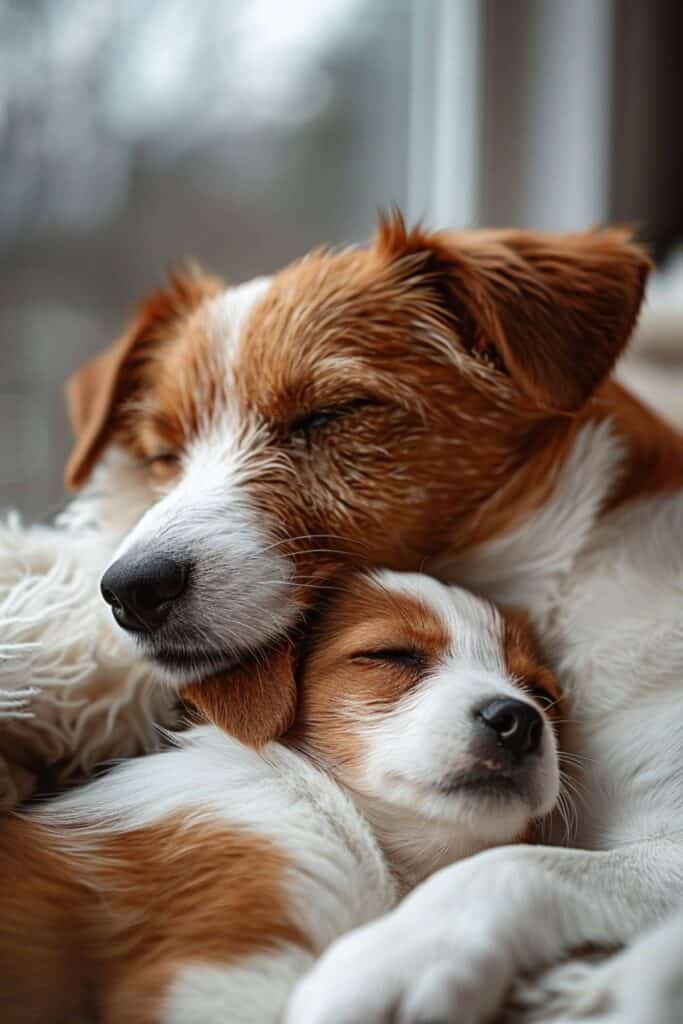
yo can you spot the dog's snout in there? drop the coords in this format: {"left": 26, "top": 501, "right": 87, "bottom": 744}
{"left": 477, "top": 698, "right": 542, "bottom": 760}
{"left": 100, "top": 556, "right": 189, "bottom": 633}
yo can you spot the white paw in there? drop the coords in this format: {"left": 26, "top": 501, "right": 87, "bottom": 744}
{"left": 286, "top": 913, "right": 505, "bottom": 1024}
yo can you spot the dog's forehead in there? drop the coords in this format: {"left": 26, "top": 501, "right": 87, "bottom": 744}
{"left": 318, "top": 571, "right": 504, "bottom": 666}
{"left": 208, "top": 248, "right": 453, "bottom": 379}
{"left": 328, "top": 571, "right": 453, "bottom": 650}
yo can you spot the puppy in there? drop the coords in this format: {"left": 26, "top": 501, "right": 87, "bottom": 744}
{"left": 0, "top": 571, "right": 561, "bottom": 1024}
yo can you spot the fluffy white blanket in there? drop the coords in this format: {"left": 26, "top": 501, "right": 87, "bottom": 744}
{"left": 0, "top": 509, "right": 175, "bottom": 808}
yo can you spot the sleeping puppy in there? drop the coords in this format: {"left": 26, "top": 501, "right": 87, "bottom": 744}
{"left": 0, "top": 571, "right": 561, "bottom": 1024}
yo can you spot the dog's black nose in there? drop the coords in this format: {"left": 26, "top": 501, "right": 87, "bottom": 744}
{"left": 478, "top": 698, "right": 542, "bottom": 760}
{"left": 100, "top": 556, "right": 189, "bottom": 633}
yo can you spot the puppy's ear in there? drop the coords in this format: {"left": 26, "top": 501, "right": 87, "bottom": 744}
{"left": 182, "top": 642, "right": 298, "bottom": 748}
{"left": 376, "top": 211, "right": 651, "bottom": 412}
{"left": 65, "top": 268, "right": 218, "bottom": 490}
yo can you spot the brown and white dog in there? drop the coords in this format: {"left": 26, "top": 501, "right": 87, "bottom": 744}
{"left": 0, "top": 571, "right": 561, "bottom": 1024}
{"left": 63, "top": 214, "right": 683, "bottom": 1022}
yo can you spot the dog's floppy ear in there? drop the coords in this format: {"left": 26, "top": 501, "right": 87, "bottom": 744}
{"left": 65, "top": 268, "right": 218, "bottom": 490}
{"left": 376, "top": 212, "right": 651, "bottom": 412}
{"left": 182, "top": 642, "right": 298, "bottom": 748}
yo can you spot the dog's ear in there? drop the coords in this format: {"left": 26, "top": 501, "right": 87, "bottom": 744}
{"left": 182, "top": 642, "right": 298, "bottom": 748}
{"left": 376, "top": 212, "right": 651, "bottom": 412}
{"left": 65, "top": 268, "right": 218, "bottom": 490}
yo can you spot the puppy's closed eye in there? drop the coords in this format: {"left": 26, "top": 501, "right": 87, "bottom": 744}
{"left": 351, "top": 647, "right": 427, "bottom": 672}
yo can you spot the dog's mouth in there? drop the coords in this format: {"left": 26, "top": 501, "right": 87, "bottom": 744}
{"left": 435, "top": 770, "right": 524, "bottom": 801}
{"left": 139, "top": 615, "right": 308, "bottom": 682}
{"left": 149, "top": 645, "right": 238, "bottom": 677}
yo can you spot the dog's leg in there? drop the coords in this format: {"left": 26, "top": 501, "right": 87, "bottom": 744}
{"left": 286, "top": 843, "right": 683, "bottom": 1024}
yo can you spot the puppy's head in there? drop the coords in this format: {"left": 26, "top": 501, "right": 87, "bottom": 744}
{"left": 286, "top": 571, "right": 561, "bottom": 855}
{"left": 66, "top": 215, "right": 648, "bottom": 739}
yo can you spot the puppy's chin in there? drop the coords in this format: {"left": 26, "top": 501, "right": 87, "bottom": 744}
{"left": 370, "top": 769, "right": 551, "bottom": 842}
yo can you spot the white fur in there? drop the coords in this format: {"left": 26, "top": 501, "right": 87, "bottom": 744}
{"left": 163, "top": 952, "right": 314, "bottom": 1024}
{"left": 107, "top": 278, "right": 298, "bottom": 676}
{"left": 287, "top": 421, "right": 683, "bottom": 1024}
{"left": 111, "top": 434, "right": 297, "bottom": 677}
{"left": 41, "top": 723, "right": 397, "bottom": 955}
{"left": 506, "top": 906, "right": 683, "bottom": 1024}
{"left": 207, "top": 277, "right": 272, "bottom": 356}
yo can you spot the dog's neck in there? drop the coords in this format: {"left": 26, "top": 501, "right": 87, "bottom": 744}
{"left": 342, "top": 788, "right": 503, "bottom": 895}
{"left": 439, "top": 378, "right": 683, "bottom": 620}
{"left": 592, "top": 378, "right": 683, "bottom": 509}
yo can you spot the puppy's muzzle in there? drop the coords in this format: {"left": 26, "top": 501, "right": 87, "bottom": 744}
{"left": 101, "top": 555, "right": 190, "bottom": 633}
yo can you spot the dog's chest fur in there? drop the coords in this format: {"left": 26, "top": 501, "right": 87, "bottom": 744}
{"left": 450, "top": 421, "right": 683, "bottom": 852}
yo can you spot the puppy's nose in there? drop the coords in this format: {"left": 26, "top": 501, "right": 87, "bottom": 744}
{"left": 100, "top": 556, "right": 189, "bottom": 633}
{"left": 478, "top": 698, "right": 542, "bottom": 760}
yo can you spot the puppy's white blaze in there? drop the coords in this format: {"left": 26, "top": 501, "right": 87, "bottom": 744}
{"left": 372, "top": 570, "right": 507, "bottom": 671}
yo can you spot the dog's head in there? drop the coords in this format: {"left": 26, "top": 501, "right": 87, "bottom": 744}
{"left": 188, "top": 570, "right": 561, "bottom": 870}
{"left": 66, "top": 214, "right": 648, "bottom": 741}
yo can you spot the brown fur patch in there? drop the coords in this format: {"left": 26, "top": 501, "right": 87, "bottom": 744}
{"left": 0, "top": 813, "right": 305, "bottom": 1024}
{"left": 65, "top": 268, "right": 221, "bottom": 489}
{"left": 183, "top": 642, "right": 298, "bottom": 748}
{"left": 376, "top": 212, "right": 651, "bottom": 412}
{"left": 0, "top": 817, "right": 91, "bottom": 1024}
{"left": 287, "top": 575, "right": 451, "bottom": 771}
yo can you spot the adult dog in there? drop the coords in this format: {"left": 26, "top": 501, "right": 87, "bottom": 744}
{"left": 67, "top": 214, "right": 683, "bottom": 1021}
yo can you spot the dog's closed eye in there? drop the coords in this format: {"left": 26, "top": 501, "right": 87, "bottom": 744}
{"left": 142, "top": 450, "right": 182, "bottom": 482}
{"left": 351, "top": 647, "right": 428, "bottom": 672}
{"left": 288, "top": 398, "right": 378, "bottom": 440}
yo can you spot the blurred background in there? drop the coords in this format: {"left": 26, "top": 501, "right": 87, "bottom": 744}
{"left": 1, "top": 0, "right": 682, "bottom": 517}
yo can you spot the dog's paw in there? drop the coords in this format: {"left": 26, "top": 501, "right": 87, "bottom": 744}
{"left": 286, "top": 911, "right": 505, "bottom": 1024}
